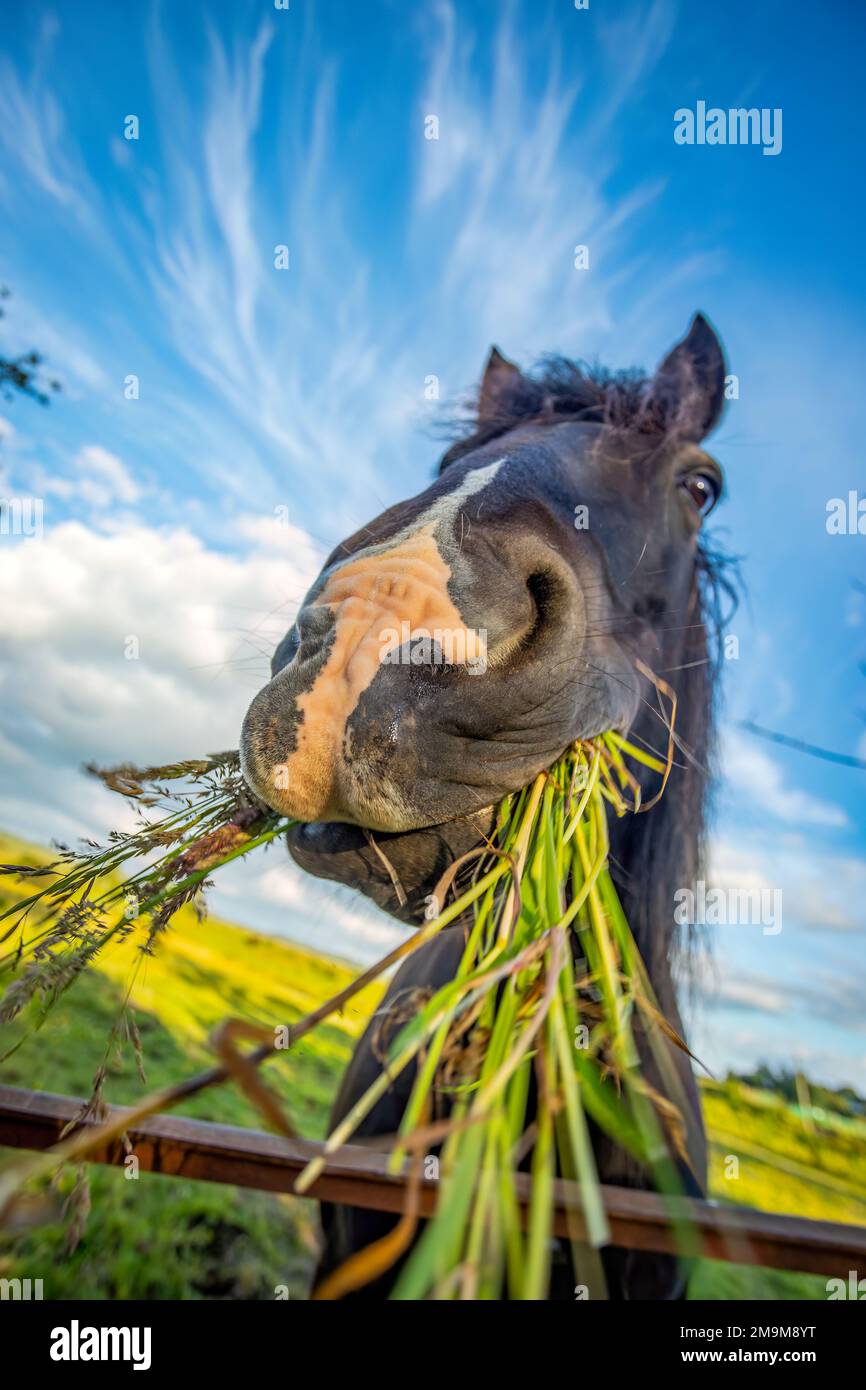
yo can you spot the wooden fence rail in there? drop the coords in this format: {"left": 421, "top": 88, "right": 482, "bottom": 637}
{"left": 1, "top": 1084, "right": 865, "bottom": 1280}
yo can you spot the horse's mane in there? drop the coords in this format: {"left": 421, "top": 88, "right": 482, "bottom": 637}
{"left": 614, "top": 541, "right": 738, "bottom": 986}
{"left": 440, "top": 353, "right": 740, "bottom": 985}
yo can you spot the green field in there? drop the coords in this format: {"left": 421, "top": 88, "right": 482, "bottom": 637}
{"left": 1, "top": 830, "right": 863, "bottom": 1300}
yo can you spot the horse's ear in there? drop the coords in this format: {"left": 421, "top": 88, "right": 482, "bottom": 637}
{"left": 649, "top": 313, "right": 726, "bottom": 441}
{"left": 477, "top": 346, "right": 523, "bottom": 425}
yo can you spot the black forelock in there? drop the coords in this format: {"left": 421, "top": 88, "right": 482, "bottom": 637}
{"left": 438, "top": 357, "right": 666, "bottom": 472}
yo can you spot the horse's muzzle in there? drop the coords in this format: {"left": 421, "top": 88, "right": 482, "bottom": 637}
{"left": 240, "top": 521, "right": 637, "bottom": 831}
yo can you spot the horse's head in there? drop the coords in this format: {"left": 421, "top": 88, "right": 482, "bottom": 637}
{"left": 241, "top": 314, "right": 728, "bottom": 930}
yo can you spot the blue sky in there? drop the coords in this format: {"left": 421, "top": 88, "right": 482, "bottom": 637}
{"left": 0, "top": 0, "right": 864, "bottom": 1089}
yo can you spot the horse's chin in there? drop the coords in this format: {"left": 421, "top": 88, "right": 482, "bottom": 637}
{"left": 285, "top": 809, "right": 496, "bottom": 926}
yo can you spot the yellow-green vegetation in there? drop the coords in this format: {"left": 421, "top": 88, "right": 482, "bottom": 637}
{"left": 689, "top": 1075, "right": 866, "bottom": 1300}
{"left": 1, "top": 829, "right": 863, "bottom": 1300}
{"left": 0, "top": 830, "right": 380, "bottom": 1133}
{"left": 0, "top": 828, "right": 379, "bottom": 1299}
{"left": 704, "top": 1076, "right": 866, "bottom": 1226}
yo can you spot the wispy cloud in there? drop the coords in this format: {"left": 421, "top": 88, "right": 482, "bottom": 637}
{"left": 0, "top": 0, "right": 702, "bottom": 537}
{"left": 720, "top": 733, "right": 848, "bottom": 829}
{"left": 410, "top": 0, "right": 675, "bottom": 358}
{"left": 0, "top": 15, "right": 97, "bottom": 228}
{"left": 591, "top": 0, "right": 677, "bottom": 135}
{"left": 73, "top": 445, "right": 141, "bottom": 507}
{"left": 138, "top": 14, "right": 409, "bottom": 529}
{"left": 696, "top": 953, "right": 866, "bottom": 1033}
{"left": 711, "top": 833, "right": 866, "bottom": 934}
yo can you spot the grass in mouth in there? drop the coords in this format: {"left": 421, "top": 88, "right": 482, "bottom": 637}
{"left": 302, "top": 734, "right": 695, "bottom": 1300}
{"left": 0, "top": 730, "right": 695, "bottom": 1300}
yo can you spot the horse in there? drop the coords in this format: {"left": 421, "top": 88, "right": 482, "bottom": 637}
{"left": 240, "top": 313, "right": 732, "bottom": 1299}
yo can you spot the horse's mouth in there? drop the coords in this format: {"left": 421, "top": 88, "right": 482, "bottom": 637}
{"left": 284, "top": 808, "right": 497, "bottom": 925}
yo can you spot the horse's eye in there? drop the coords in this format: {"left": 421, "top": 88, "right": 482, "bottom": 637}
{"left": 682, "top": 472, "right": 719, "bottom": 517}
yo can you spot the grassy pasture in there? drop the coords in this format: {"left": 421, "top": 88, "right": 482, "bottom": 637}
{"left": 0, "top": 830, "right": 862, "bottom": 1300}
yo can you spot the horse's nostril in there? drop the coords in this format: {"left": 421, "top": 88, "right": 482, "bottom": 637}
{"left": 526, "top": 571, "right": 558, "bottom": 630}
{"left": 295, "top": 604, "right": 333, "bottom": 651}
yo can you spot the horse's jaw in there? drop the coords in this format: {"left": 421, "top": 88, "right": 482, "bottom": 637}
{"left": 285, "top": 809, "right": 496, "bottom": 927}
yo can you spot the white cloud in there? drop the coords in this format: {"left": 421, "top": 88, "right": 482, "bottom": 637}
{"left": 0, "top": 37, "right": 97, "bottom": 227}
{"left": 689, "top": 946, "right": 866, "bottom": 1091}
{"left": 138, "top": 17, "right": 403, "bottom": 531}
{"left": 0, "top": 515, "right": 408, "bottom": 962}
{"left": 0, "top": 515, "right": 319, "bottom": 805}
{"left": 694, "top": 952, "right": 866, "bottom": 1030}
{"left": 721, "top": 733, "right": 848, "bottom": 829}
{"left": 0, "top": 0, "right": 702, "bottom": 544}
{"left": 709, "top": 973, "right": 788, "bottom": 1016}
{"left": 253, "top": 862, "right": 402, "bottom": 949}
{"left": 709, "top": 834, "right": 866, "bottom": 934}
{"left": 411, "top": 1, "right": 672, "bottom": 357}
{"left": 0, "top": 292, "right": 111, "bottom": 398}
{"left": 591, "top": 1, "right": 676, "bottom": 135}
{"left": 75, "top": 445, "right": 141, "bottom": 507}
{"left": 690, "top": 1013, "right": 866, "bottom": 1093}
